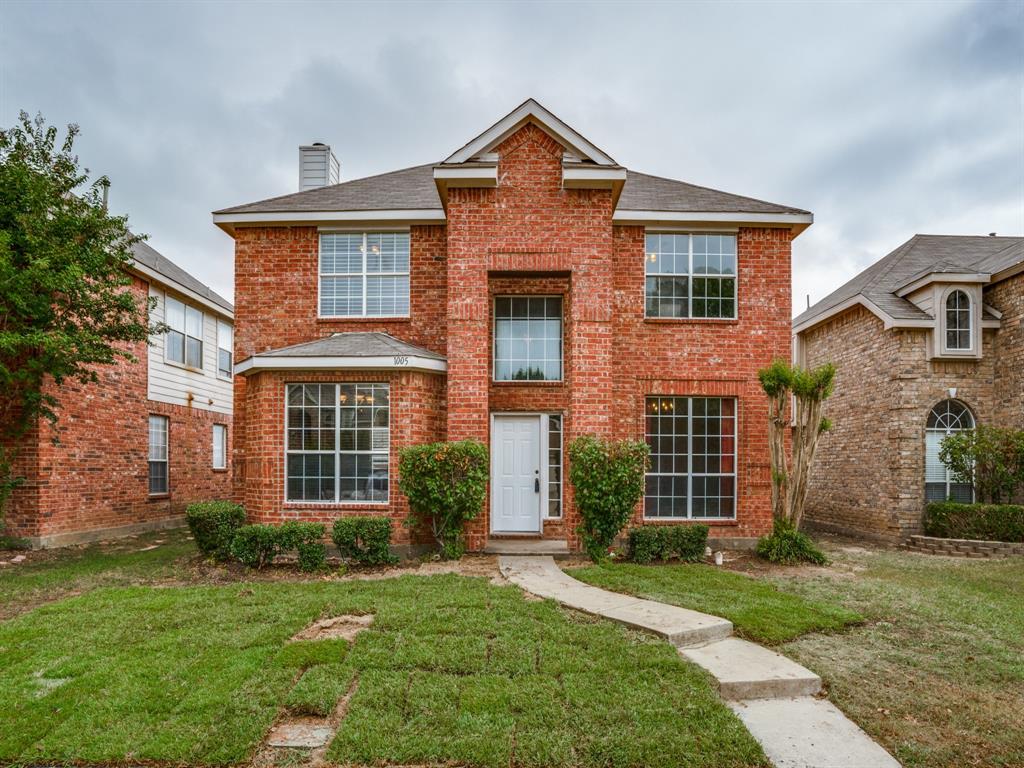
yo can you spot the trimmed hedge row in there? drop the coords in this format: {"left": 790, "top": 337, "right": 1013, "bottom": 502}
{"left": 185, "top": 501, "right": 245, "bottom": 560}
{"left": 626, "top": 524, "right": 709, "bottom": 564}
{"left": 231, "top": 521, "right": 327, "bottom": 571}
{"left": 924, "top": 502, "right": 1024, "bottom": 543}
{"left": 331, "top": 517, "right": 397, "bottom": 565}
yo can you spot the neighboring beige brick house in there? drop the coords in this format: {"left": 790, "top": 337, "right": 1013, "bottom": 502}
{"left": 793, "top": 235, "right": 1023, "bottom": 543}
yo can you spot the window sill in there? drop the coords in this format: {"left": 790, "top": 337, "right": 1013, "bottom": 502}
{"left": 283, "top": 501, "right": 390, "bottom": 508}
{"left": 643, "top": 317, "right": 738, "bottom": 325}
{"left": 165, "top": 358, "right": 206, "bottom": 374}
{"left": 148, "top": 493, "right": 171, "bottom": 501}
{"left": 492, "top": 380, "right": 565, "bottom": 386}
{"left": 642, "top": 517, "right": 739, "bottom": 525}
{"left": 317, "top": 316, "right": 411, "bottom": 323}
{"left": 212, "top": 468, "right": 228, "bottom": 473}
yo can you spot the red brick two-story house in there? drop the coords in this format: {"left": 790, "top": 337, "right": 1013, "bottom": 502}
{"left": 214, "top": 100, "right": 812, "bottom": 552}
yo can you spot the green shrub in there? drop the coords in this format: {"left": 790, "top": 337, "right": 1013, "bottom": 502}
{"left": 756, "top": 519, "right": 828, "bottom": 565}
{"left": 627, "top": 525, "right": 709, "bottom": 564}
{"left": 398, "top": 440, "right": 489, "bottom": 560}
{"left": 669, "top": 525, "right": 710, "bottom": 562}
{"left": 279, "top": 521, "right": 327, "bottom": 572}
{"left": 939, "top": 425, "right": 1024, "bottom": 503}
{"left": 569, "top": 436, "right": 650, "bottom": 562}
{"left": 924, "top": 502, "right": 1024, "bottom": 542}
{"left": 230, "top": 524, "right": 285, "bottom": 569}
{"left": 185, "top": 501, "right": 246, "bottom": 560}
{"left": 331, "top": 516, "right": 397, "bottom": 566}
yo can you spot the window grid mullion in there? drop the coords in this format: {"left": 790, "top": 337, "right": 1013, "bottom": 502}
{"left": 335, "top": 384, "right": 342, "bottom": 503}
{"left": 362, "top": 233, "right": 368, "bottom": 318}
{"left": 688, "top": 236, "right": 694, "bottom": 319}
{"left": 686, "top": 397, "right": 693, "bottom": 519}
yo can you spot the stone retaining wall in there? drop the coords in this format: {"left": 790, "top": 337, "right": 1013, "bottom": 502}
{"left": 904, "top": 535, "right": 1024, "bottom": 558}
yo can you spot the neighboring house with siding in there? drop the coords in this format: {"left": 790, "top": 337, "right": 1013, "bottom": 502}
{"left": 213, "top": 99, "right": 812, "bottom": 553}
{"left": 5, "top": 240, "right": 234, "bottom": 548}
{"left": 793, "top": 234, "right": 1023, "bottom": 543}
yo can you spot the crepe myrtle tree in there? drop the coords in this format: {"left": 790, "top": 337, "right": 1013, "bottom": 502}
{"left": 0, "top": 112, "right": 159, "bottom": 525}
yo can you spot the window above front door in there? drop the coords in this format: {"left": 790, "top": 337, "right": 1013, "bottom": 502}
{"left": 493, "top": 296, "right": 563, "bottom": 382}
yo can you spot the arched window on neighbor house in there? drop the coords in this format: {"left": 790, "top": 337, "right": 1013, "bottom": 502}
{"left": 925, "top": 399, "right": 975, "bottom": 503}
{"left": 944, "top": 289, "right": 972, "bottom": 351}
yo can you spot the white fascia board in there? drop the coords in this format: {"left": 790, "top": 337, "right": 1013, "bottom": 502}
{"left": 981, "top": 318, "right": 1002, "bottom": 329}
{"left": 213, "top": 209, "right": 446, "bottom": 234}
{"left": 130, "top": 261, "right": 234, "bottom": 320}
{"left": 433, "top": 165, "right": 498, "bottom": 187}
{"left": 613, "top": 210, "right": 813, "bottom": 228}
{"left": 235, "top": 354, "right": 447, "bottom": 376}
{"left": 444, "top": 99, "right": 617, "bottom": 166}
{"left": 562, "top": 166, "right": 627, "bottom": 187}
{"left": 990, "top": 260, "right": 1024, "bottom": 284}
{"left": 895, "top": 272, "right": 991, "bottom": 297}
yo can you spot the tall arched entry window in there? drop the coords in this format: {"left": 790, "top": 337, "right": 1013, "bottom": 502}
{"left": 925, "top": 399, "right": 975, "bottom": 502}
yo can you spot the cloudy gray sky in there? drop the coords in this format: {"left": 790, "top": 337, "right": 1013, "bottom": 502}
{"left": 2, "top": 0, "right": 1022, "bottom": 312}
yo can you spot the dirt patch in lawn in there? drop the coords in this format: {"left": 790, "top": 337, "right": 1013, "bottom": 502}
{"left": 291, "top": 614, "right": 374, "bottom": 642}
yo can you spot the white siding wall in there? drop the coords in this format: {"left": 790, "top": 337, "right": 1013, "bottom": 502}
{"left": 148, "top": 285, "right": 233, "bottom": 415}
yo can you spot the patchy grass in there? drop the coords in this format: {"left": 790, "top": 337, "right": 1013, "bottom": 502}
{"left": 769, "top": 543, "right": 1024, "bottom": 768}
{"left": 0, "top": 574, "right": 766, "bottom": 767}
{"left": 571, "top": 561, "right": 861, "bottom": 645}
{"left": 0, "top": 528, "right": 196, "bottom": 619}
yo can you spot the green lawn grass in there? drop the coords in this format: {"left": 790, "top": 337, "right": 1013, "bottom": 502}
{"left": 0, "top": 573, "right": 767, "bottom": 767}
{"left": 570, "top": 561, "right": 862, "bottom": 644}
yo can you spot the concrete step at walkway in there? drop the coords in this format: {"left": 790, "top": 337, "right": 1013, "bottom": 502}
{"left": 681, "top": 637, "right": 822, "bottom": 700}
{"left": 484, "top": 539, "right": 571, "bottom": 556}
{"left": 498, "top": 556, "right": 733, "bottom": 646}
{"left": 729, "top": 697, "right": 901, "bottom": 768}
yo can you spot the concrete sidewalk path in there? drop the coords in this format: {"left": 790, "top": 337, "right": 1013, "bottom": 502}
{"left": 499, "top": 555, "right": 900, "bottom": 768}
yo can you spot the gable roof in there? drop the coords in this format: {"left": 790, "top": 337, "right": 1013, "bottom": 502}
{"left": 443, "top": 98, "right": 617, "bottom": 166}
{"left": 131, "top": 240, "right": 233, "bottom": 316}
{"left": 214, "top": 100, "right": 810, "bottom": 234}
{"left": 793, "top": 234, "right": 1024, "bottom": 332}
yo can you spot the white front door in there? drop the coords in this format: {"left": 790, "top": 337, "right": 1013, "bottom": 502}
{"left": 491, "top": 415, "right": 542, "bottom": 533}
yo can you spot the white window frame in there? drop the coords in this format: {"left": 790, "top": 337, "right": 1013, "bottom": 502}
{"left": 925, "top": 399, "right": 975, "bottom": 503}
{"left": 643, "top": 396, "right": 739, "bottom": 521}
{"left": 216, "top": 320, "right": 233, "bottom": 380}
{"left": 284, "top": 382, "right": 390, "bottom": 505}
{"left": 940, "top": 286, "right": 974, "bottom": 355}
{"left": 148, "top": 415, "right": 169, "bottom": 495}
{"left": 164, "top": 295, "right": 205, "bottom": 371}
{"left": 492, "top": 295, "right": 564, "bottom": 382}
{"left": 545, "top": 413, "right": 563, "bottom": 519}
{"left": 212, "top": 424, "right": 227, "bottom": 470}
{"left": 644, "top": 232, "right": 739, "bottom": 320}
{"left": 318, "top": 232, "right": 410, "bottom": 319}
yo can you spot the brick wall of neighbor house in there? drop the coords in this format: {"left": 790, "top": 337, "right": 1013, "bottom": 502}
{"left": 987, "top": 274, "right": 1023, "bottom": 431}
{"left": 802, "top": 304, "right": 1002, "bottom": 542}
{"left": 4, "top": 277, "right": 233, "bottom": 545}
{"left": 235, "top": 368, "right": 445, "bottom": 548}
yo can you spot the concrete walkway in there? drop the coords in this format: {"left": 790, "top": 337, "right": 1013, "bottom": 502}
{"left": 499, "top": 556, "right": 900, "bottom": 768}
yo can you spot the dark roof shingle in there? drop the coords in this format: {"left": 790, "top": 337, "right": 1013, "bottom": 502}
{"left": 132, "top": 240, "right": 233, "bottom": 313}
{"left": 250, "top": 332, "right": 444, "bottom": 361}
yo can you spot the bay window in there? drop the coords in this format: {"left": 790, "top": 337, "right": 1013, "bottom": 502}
{"left": 286, "top": 383, "right": 390, "bottom": 503}
{"left": 319, "top": 233, "right": 410, "bottom": 317}
{"left": 645, "top": 234, "right": 737, "bottom": 319}
{"left": 644, "top": 396, "right": 737, "bottom": 519}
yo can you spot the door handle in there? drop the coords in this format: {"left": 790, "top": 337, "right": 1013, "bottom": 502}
{"left": 535, "top": 478, "right": 540, "bottom": 493}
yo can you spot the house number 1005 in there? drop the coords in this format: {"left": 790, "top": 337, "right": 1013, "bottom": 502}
{"left": 393, "top": 356, "right": 409, "bottom": 366}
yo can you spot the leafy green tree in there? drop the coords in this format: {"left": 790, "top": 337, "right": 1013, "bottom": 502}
{"left": 0, "top": 112, "right": 156, "bottom": 525}
{"left": 940, "top": 426, "right": 1024, "bottom": 504}
{"left": 568, "top": 435, "right": 649, "bottom": 561}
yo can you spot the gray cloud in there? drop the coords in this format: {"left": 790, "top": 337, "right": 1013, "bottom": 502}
{"left": 2, "top": 0, "right": 1021, "bottom": 313}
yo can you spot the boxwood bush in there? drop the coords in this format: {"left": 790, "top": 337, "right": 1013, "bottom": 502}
{"left": 924, "top": 502, "right": 1024, "bottom": 543}
{"left": 231, "top": 521, "right": 327, "bottom": 571}
{"left": 185, "top": 501, "right": 245, "bottom": 560}
{"left": 756, "top": 519, "right": 828, "bottom": 565}
{"left": 627, "top": 525, "right": 709, "bottom": 564}
{"left": 331, "top": 516, "right": 397, "bottom": 565}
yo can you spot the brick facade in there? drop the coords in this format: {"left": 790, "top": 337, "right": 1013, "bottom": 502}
{"left": 801, "top": 274, "right": 1023, "bottom": 542}
{"left": 5, "top": 277, "right": 233, "bottom": 547}
{"left": 230, "top": 123, "right": 794, "bottom": 550}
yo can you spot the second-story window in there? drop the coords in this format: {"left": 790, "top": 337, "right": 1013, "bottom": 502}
{"left": 319, "top": 233, "right": 410, "bottom": 318}
{"left": 645, "top": 233, "right": 737, "bottom": 319}
{"left": 494, "top": 296, "right": 563, "bottom": 381}
{"left": 166, "top": 296, "right": 204, "bottom": 368}
{"left": 217, "top": 320, "right": 233, "bottom": 379}
{"left": 944, "top": 289, "right": 972, "bottom": 351}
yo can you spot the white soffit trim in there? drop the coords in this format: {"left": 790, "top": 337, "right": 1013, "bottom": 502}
{"left": 895, "top": 272, "right": 992, "bottom": 297}
{"left": 562, "top": 166, "right": 627, "bottom": 188}
{"left": 130, "top": 261, "right": 234, "bottom": 320}
{"left": 235, "top": 354, "right": 448, "bottom": 375}
{"left": 213, "top": 209, "right": 446, "bottom": 234}
{"left": 444, "top": 98, "right": 617, "bottom": 166}
{"left": 613, "top": 210, "right": 814, "bottom": 228}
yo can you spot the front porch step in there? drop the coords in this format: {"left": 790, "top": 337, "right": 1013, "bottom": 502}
{"left": 485, "top": 539, "right": 571, "bottom": 556}
{"left": 680, "top": 637, "right": 822, "bottom": 700}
